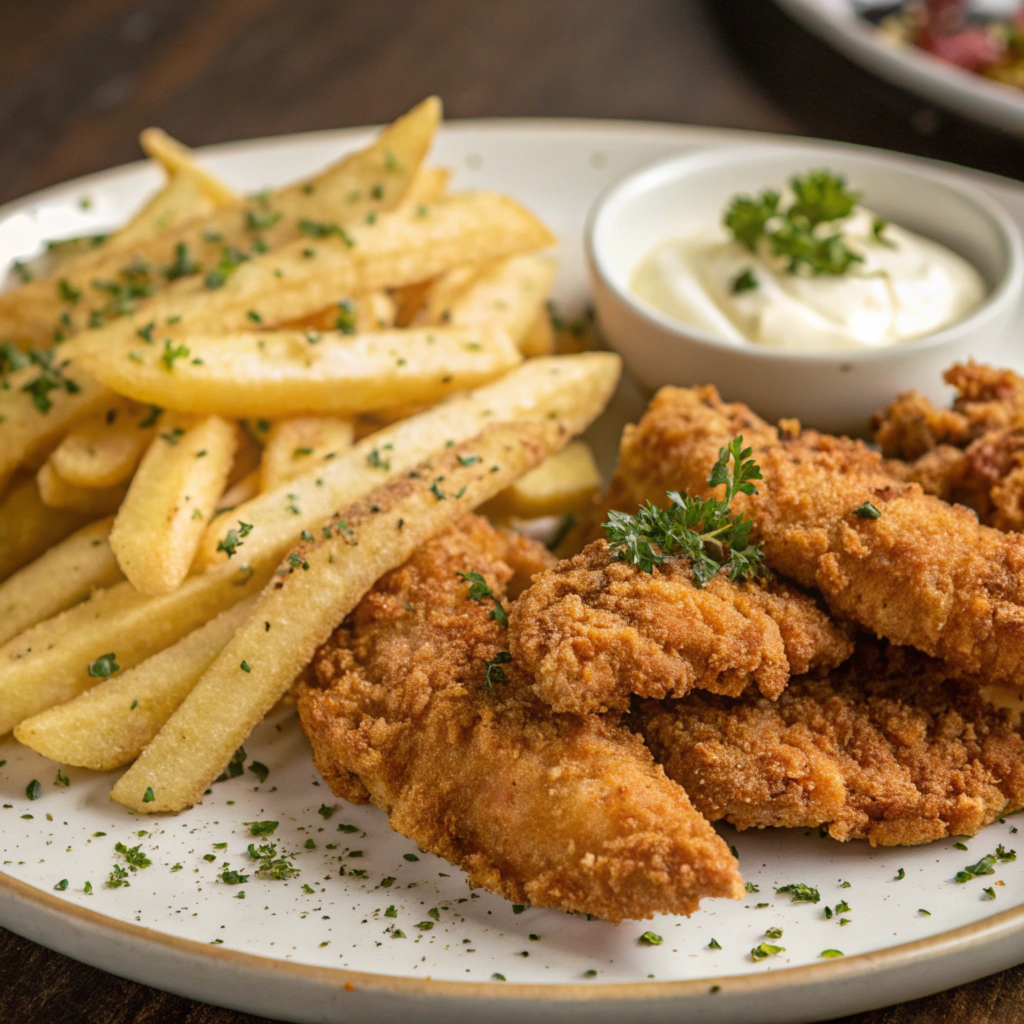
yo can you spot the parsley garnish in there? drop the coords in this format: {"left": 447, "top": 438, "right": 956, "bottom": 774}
{"left": 58, "top": 278, "right": 81, "bottom": 304}
{"left": 955, "top": 854, "right": 997, "bottom": 883}
{"left": 484, "top": 651, "right": 512, "bottom": 692}
{"left": 776, "top": 883, "right": 820, "bottom": 903}
{"left": 114, "top": 841, "right": 151, "bottom": 870}
{"left": 367, "top": 447, "right": 390, "bottom": 470}
{"left": 603, "top": 435, "right": 766, "bottom": 586}
{"left": 217, "top": 520, "right": 253, "bottom": 558}
{"left": 249, "top": 762, "right": 269, "bottom": 784}
{"left": 87, "top": 653, "right": 119, "bottom": 679}
{"left": 54, "top": 768, "right": 69, "bottom": 788}
{"left": 248, "top": 841, "right": 298, "bottom": 879}
{"left": 245, "top": 208, "right": 281, "bottom": 232}
{"left": 335, "top": 299, "right": 357, "bottom": 334}
{"left": 731, "top": 268, "right": 759, "bottom": 294}
{"left": 247, "top": 821, "right": 278, "bottom": 836}
{"left": 162, "top": 242, "right": 200, "bottom": 281}
{"left": 204, "top": 246, "right": 249, "bottom": 289}
{"left": 21, "top": 349, "right": 81, "bottom": 414}
{"left": 457, "top": 570, "right": 508, "bottom": 627}
{"left": 708, "top": 938, "right": 722, "bottom": 949}
{"left": 751, "top": 942, "right": 784, "bottom": 961}
{"left": 639, "top": 931, "right": 663, "bottom": 946}
{"left": 724, "top": 170, "right": 864, "bottom": 276}
{"left": 215, "top": 746, "right": 246, "bottom": 782}
{"left": 298, "top": 220, "right": 355, "bottom": 247}
{"left": 853, "top": 501, "right": 881, "bottom": 519}
{"left": 820, "top": 949, "right": 844, "bottom": 959}
{"left": 160, "top": 339, "right": 190, "bottom": 370}
{"left": 26, "top": 779, "right": 40, "bottom": 800}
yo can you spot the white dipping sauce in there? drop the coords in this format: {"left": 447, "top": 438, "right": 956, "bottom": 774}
{"left": 631, "top": 206, "right": 987, "bottom": 352}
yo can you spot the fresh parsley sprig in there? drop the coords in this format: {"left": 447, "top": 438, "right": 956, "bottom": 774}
{"left": 603, "top": 435, "right": 767, "bottom": 587}
{"left": 724, "top": 170, "right": 864, "bottom": 277}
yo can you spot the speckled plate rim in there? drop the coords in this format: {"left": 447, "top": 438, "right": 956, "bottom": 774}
{"left": 3, "top": 869, "right": 1024, "bottom": 1023}
{"left": 3, "top": 117, "right": 1024, "bottom": 1023}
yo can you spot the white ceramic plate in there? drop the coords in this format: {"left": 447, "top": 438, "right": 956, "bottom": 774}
{"left": 3, "top": 120, "right": 1024, "bottom": 1024}
{"left": 773, "top": 0, "right": 1024, "bottom": 137}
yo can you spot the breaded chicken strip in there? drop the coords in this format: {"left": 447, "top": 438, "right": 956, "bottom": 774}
{"left": 637, "top": 641, "right": 1024, "bottom": 846}
{"left": 875, "top": 364, "right": 1024, "bottom": 531}
{"left": 508, "top": 539, "right": 852, "bottom": 714}
{"left": 298, "top": 515, "right": 743, "bottom": 922}
{"left": 600, "top": 385, "right": 1024, "bottom": 687}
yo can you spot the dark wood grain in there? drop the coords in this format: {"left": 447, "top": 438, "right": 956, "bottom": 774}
{"left": 1, "top": 1, "right": 1023, "bottom": 1021}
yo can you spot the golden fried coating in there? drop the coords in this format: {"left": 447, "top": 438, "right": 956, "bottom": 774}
{"left": 298, "top": 515, "right": 743, "bottom": 922}
{"left": 508, "top": 539, "right": 852, "bottom": 714}
{"left": 874, "top": 363, "right": 1024, "bottom": 531}
{"left": 637, "top": 641, "right": 1024, "bottom": 846}
{"left": 599, "top": 385, "right": 1024, "bottom": 687}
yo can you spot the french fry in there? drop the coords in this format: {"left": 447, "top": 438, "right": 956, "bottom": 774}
{"left": 443, "top": 253, "right": 558, "bottom": 349}
{"left": 519, "top": 309, "right": 556, "bottom": 357}
{"left": 0, "top": 359, "right": 111, "bottom": 483}
{"left": 15, "top": 597, "right": 255, "bottom": 770}
{"left": 0, "top": 477, "right": 93, "bottom": 581}
{"left": 36, "top": 461, "right": 127, "bottom": 515}
{"left": 112, "top": 420, "right": 557, "bottom": 813}
{"left": 195, "top": 352, "right": 621, "bottom": 569}
{"left": 482, "top": 440, "right": 601, "bottom": 519}
{"left": 399, "top": 166, "right": 451, "bottom": 209}
{"left": 0, "top": 98, "right": 441, "bottom": 347}
{"left": 48, "top": 398, "right": 157, "bottom": 488}
{"left": 278, "top": 291, "right": 396, "bottom": 333}
{"left": 0, "top": 517, "right": 123, "bottom": 646}
{"left": 82, "top": 326, "right": 523, "bottom": 418}
{"left": 111, "top": 416, "right": 238, "bottom": 595}
{"left": 415, "top": 262, "right": 486, "bottom": 325}
{"left": 260, "top": 417, "right": 356, "bottom": 492}
{"left": 139, "top": 128, "right": 241, "bottom": 207}
{"left": 0, "top": 354, "right": 619, "bottom": 734}
{"left": 0, "top": 558, "right": 270, "bottom": 736}
{"left": 37, "top": 166, "right": 234, "bottom": 276}
{"left": 2, "top": 190, "right": 553, "bottom": 481}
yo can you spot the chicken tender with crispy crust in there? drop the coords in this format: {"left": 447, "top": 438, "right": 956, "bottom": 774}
{"left": 508, "top": 539, "right": 853, "bottom": 715}
{"left": 298, "top": 515, "right": 743, "bottom": 922}
{"left": 637, "top": 641, "right": 1024, "bottom": 846}
{"left": 600, "top": 385, "right": 1024, "bottom": 688}
{"left": 874, "top": 365, "right": 1024, "bottom": 533}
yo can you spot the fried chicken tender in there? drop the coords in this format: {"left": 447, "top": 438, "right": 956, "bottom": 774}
{"left": 636, "top": 641, "right": 1024, "bottom": 846}
{"left": 508, "top": 539, "right": 852, "bottom": 714}
{"left": 874, "top": 363, "right": 1024, "bottom": 531}
{"left": 600, "top": 384, "right": 1024, "bottom": 687}
{"left": 297, "top": 515, "right": 743, "bottom": 922}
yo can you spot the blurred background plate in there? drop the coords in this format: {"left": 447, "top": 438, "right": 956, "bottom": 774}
{"left": 773, "top": 0, "right": 1024, "bottom": 136}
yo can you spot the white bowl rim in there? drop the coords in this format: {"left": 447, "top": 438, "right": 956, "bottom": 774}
{"left": 584, "top": 142, "right": 1024, "bottom": 365}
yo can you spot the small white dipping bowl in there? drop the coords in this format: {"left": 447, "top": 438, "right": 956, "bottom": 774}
{"left": 585, "top": 144, "right": 1024, "bottom": 436}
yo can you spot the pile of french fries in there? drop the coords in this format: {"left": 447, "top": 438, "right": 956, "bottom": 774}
{"left": 0, "top": 97, "right": 621, "bottom": 814}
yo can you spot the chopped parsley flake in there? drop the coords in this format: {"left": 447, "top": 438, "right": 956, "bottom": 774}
{"left": 777, "top": 883, "right": 820, "bottom": 903}
{"left": 639, "top": 931, "right": 663, "bottom": 946}
{"left": 87, "top": 653, "right": 119, "bottom": 679}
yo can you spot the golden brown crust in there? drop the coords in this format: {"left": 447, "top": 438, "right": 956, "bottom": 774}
{"left": 873, "top": 364, "right": 1024, "bottom": 531}
{"left": 508, "top": 539, "right": 852, "bottom": 714}
{"left": 637, "top": 641, "right": 1024, "bottom": 846}
{"left": 599, "top": 384, "right": 1024, "bottom": 687}
{"left": 298, "top": 514, "right": 743, "bottom": 922}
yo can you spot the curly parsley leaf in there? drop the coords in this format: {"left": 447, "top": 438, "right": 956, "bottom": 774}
{"left": 603, "top": 435, "right": 767, "bottom": 587}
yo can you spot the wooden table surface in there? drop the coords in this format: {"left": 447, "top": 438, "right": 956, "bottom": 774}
{"left": 3, "top": 1, "right": 1024, "bottom": 1021}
